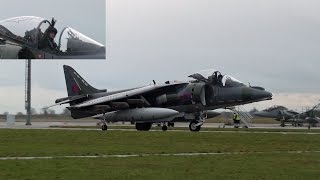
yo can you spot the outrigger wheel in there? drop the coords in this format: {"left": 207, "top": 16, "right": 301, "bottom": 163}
{"left": 101, "top": 113, "right": 108, "bottom": 131}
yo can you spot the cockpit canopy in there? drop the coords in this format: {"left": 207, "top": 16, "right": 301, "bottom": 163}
{"left": 0, "top": 16, "right": 46, "bottom": 45}
{"left": 0, "top": 16, "right": 104, "bottom": 53}
{"left": 188, "top": 69, "right": 245, "bottom": 87}
{"left": 58, "top": 27, "right": 104, "bottom": 53}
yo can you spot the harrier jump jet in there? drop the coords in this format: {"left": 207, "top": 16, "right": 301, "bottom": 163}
{"left": 254, "top": 104, "right": 320, "bottom": 127}
{"left": 253, "top": 106, "right": 299, "bottom": 126}
{"left": 50, "top": 66, "right": 272, "bottom": 131}
{"left": 0, "top": 16, "right": 105, "bottom": 59}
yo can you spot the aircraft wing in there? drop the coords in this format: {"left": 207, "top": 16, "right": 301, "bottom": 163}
{"left": 70, "top": 82, "right": 188, "bottom": 109}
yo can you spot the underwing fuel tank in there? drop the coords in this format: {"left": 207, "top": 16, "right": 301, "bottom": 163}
{"left": 93, "top": 108, "right": 179, "bottom": 122}
{"left": 206, "top": 110, "right": 221, "bottom": 118}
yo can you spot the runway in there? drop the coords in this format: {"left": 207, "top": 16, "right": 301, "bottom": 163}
{"left": 1, "top": 121, "right": 320, "bottom": 134}
{"left": 1, "top": 121, "right": 319, "bottom": 129}
{"left": 1, "top": 150, "right": 320, "bottom": 160}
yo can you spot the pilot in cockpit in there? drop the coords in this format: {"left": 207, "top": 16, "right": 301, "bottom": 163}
{"left": 217, "top": 74, "right": 222, "bottom": 86}
{"left": 38, "top": 26, "right": 59, "bottom": 52}
{"left": 210, "top": 71, "right": 223, "bottom": 86}
{"left": 210, "top": 72, "right": 218, "bottom": 85}
{"left": 39, "top": 18, "right": 59, "bottom": 52}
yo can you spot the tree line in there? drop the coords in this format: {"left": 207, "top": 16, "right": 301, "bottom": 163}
{"left": 2, "top": 108, "right": 71, "bottom": 116}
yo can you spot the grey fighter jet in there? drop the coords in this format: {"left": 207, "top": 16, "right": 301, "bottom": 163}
{"left": 253, "top": 106, "right": 299, "bottom": 126}
{"left": 50, "top": 66, "right": 272, "bottom": 132}
{"left": 291, "top": 104, "right": 320, "bottom": 128}
{"left": 254, "top": 105, "right": 320, "bottom": 127}
{"left": 0, "top": 16, "right": 105, "bottom": 59}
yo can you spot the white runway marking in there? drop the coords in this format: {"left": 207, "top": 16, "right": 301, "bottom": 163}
{"left": 0, "top": 151, "right": 320, "bottom": 160}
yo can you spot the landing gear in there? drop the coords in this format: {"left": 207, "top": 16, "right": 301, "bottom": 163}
{"left": 189, "top": 120, "right": 201, "bottom": 132}
{"left": 292, "top": 122, "right": 297, "bottom": 127}
{"left": 188, "top": 111, "right": 206, "bottom": 132}
{"left": 280, "top": 120, "right": 285, "bottom": 127}
{"left": 161, "top": 125, "right": 168, "bottom": 131}
{"left": 159, "top": 122, "right": 168, "bottom": 131}
{"left": 136, "top": 122, "right": 152, "bottom": 131}
{"left": 101, "top": 124, "right": 108, "bottom": 131}
{"left": 100, "top": 113, "right": 108, "bottom": 131}
{"left": 168, "top": 122, "right": 175, "bottom": 127}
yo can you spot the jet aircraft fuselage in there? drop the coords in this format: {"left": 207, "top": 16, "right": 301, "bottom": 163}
{"left": 52, "top": 66, "right": 272, "bottom": 131}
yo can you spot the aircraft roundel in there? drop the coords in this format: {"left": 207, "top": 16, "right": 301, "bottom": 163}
{"left": 72, "top": 83, "right": 80, "bottom": 93}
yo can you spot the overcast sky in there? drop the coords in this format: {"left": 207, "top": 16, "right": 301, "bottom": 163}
{"left": 1, "top": 0, "right": 320, "bottom": 114}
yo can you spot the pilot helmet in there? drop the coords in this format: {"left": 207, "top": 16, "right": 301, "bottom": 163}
{"left": 47, "top": 26, "right": 58, "bottom": 35}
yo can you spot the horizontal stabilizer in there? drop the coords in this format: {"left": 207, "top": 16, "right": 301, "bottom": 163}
{"left": 44, "top": 94, "right": 89, "bottom": 109}
{"left": 55, "top": 94, "right": 88, "bottom": 104}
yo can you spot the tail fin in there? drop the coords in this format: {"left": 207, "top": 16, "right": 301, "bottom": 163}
{"left": 63, "top": 65, "right": 106, "bottom": 97}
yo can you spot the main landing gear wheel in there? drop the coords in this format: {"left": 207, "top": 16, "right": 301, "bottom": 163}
{"left": 189, "top": 120, "right": 201, "bottom": 132}
{"left": 162, "top": 125, "right": 168, "bottom": 131}
{"left": 101, "top": 124, "right": 108, "bottom": 131}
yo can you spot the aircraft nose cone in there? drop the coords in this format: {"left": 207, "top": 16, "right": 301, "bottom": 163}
{"left": 264, "top": 91, "right": 273, "bottom": 99}
{"left": 251, "top": 89, "right": 273, "bottom": 100}
{"left": 243, "top": 87, "right": 272, "bottom": 102}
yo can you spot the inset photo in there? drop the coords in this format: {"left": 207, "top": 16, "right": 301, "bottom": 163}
{"left": 0, "top": 0, "right": 106, "bottom": 60}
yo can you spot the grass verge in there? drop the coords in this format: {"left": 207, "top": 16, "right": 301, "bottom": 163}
{"left": 0, "top": 153, "right": 319, "bottom": 180}
{"left": 0, "top": 129, "right": 319, "bottom": 157}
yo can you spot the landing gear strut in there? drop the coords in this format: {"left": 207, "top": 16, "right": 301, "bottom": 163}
{"left": 280, "top": 120, "right": 285, "bottom": 127}
{"left": 101, "top": 113, "right": 108, "bottom": 131}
